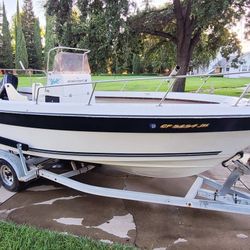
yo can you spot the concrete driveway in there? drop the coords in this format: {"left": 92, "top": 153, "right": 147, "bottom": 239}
{"left": 0, "top": 164, "right": 250, "bottom": 249}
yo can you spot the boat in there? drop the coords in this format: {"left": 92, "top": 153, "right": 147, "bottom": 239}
{"left": 0, "top": 46, "right": 250, "bottom": 178}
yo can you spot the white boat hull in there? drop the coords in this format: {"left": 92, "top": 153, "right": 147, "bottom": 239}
{"left": 1, "top": 122, "right": 250, "bottom": 178}
{"left": 0, "top": 90, "right": 250, "bottom": 178}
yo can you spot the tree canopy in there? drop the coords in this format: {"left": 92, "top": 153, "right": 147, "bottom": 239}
{"left": 46, "top": 0, "right": 73, "bottom": 46}
{"left": 130, "top": 0, "right": 248, "bottom": 91}
{"left": 0, "top": 2, "right": 13, "bottom": 68}
{"left": 1, "top": 0, "right": 247, "bottom": 80}
{"left": 46, "top": 0, "right": 133, "bottom": 73}
{"left": 245, "top": 3, "right": 250, "bottom": 40}
{"left": 21, "top": 0, "right": 42, "bottom": 69}
{"left": 15, "top": 0, "right": 28, "bottom": 69}
{"left": 44, "top": 14, "right": 58, "bottom": 70}
{"left": 33, "top": 18, "right": 43, "bottom": 69}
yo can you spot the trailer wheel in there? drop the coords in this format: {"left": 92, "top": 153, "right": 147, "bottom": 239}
{"left": 0, "top": 160, "right": 22, "bottom": 192}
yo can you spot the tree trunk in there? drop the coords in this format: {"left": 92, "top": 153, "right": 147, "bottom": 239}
{"left": 130, "top": 0, "right": 201, "bottom": 92}
{"left": 172, "top": 48, "right": 192, "bottom": 92}
{"left": 171, "top": 0, "right": 195, "bottom": 92}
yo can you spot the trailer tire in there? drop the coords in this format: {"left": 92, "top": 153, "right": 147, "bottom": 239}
{"left": 0, "top": 159, "right": 23, "bottom": 192}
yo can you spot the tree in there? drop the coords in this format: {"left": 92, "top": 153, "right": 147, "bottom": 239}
{"left": 191, "top": 28, "right": 241, "bottom": 70}
{"left": 244, "top": 3, "right": 250, "bottom": 40}
{"left": 76, "top": 0, "right": 109, "bottom": 73}
{"left": 15, "top": 0, "right": 28, "bottom": 69}
{"left": 46, "top": 0, "right": 73, "bottom": 46}
{"left": 142, "top": 0, "right": 152, "bottom": 11}
{"left": 0, "top": 2, "right": 13, "bottom": 68}
{"left": 78, "top": 0, "right": 132, "bottom": 73}
{"left": 21, "top": 0, "right": 41, "bottom": 69}
{"left": 130, "top": 0, "right": 248, "bottom": 91}
{"left": 141, "top": 35, "right": 176, "bottom": 73}
{"left": 46, "top": 0, "right": 132, "bottom": 73}
{"left": 0, "top": 5, "right": 2, "bottom": 52}
{"left": 33, "top": 18, "right": 43, "bottom": 69}
{"left": 79, "top": 11, "right": 109, "bottom": 73}
{"left": 44, "top": 14, "right": 57, "bottom": 70}
{"left": 132, "top": 54, "right": 141, "bottom": 74}
{"left": 104, "top": 0, "right": 130, "bottom": 73}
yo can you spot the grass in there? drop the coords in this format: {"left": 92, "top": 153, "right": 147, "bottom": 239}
{"left": 0, "top": 220, "right": 136, "bottom": 250}
{"left": 16, "top": 74, "right": 250, "bottom": 96}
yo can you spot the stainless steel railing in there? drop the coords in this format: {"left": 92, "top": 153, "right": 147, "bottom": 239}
{"left": 33, "top": 70, "right": 250, "bottom": 105}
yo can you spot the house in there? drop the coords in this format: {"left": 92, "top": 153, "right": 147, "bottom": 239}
{"left": 193, "top": 13, "right": 250, "bottom": 78}
{"left": 193, "top": 52, "right": 250, "bottom": 78}
{"left": 222, "top": 52, "right": 250, "bottom": 78}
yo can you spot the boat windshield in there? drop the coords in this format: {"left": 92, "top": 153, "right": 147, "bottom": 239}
{"left": 53, "top": 52, "right": 91, "bottom": 74}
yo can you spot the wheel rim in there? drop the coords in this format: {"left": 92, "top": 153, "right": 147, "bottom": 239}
{"left": 0, "top": 164, "right": 14, "bottom": 186}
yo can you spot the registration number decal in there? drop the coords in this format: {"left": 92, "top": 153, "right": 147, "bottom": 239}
{"left": 160, "top": 123, "right": 210, "bottom": 129}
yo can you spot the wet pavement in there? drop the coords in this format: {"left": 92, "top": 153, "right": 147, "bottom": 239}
{"left": 1, "top": 164, "right": 250, "bottom": 249}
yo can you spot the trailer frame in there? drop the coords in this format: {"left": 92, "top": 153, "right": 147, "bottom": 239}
{"left": 0, "top": 144, "right": 250, "bottom": 215}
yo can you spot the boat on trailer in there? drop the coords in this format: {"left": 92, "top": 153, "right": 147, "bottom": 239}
{"left": 1, "top": 47, "right": 250, "bottom": 179}
{"left": 1, "top": 46, "right": 250, "bottom": 215}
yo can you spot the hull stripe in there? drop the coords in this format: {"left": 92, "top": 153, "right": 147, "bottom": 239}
{"left": 29, "top": 148, "right": 222, "bottom": 157}
{"left": 0, "top": 136, "right": 221, "bottom": 157}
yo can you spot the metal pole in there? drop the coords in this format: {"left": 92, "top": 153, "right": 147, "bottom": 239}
{"left": 87, "top": 82, "right": 97, "bottom": 105}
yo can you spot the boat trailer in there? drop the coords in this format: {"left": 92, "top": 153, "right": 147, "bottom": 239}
{"left": 0, "top": 144, "right": 250, "bottom": 215}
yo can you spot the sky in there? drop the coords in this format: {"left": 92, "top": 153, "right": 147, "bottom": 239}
{"left": 3, "top": 0, "right": 167, "bottom": 28}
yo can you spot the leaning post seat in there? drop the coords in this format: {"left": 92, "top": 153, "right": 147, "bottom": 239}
{"left": 0, "top": 73, "right": 19, "bottom": 99}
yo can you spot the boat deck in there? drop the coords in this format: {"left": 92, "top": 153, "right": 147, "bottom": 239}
{"left": 18, "top": 88, "right": 243, "bottom": 106}
{"left": 95, "top": 96, "right": 216, "bottom": 104}
{"left": 94, "top": 91, "right": 237, "bottom": 105}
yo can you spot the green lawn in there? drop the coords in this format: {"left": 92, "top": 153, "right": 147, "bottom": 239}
{"left": 16, "top": 74, "right": 250, "bottom": 97}
{"left": 0, "top": 220, "right": 136, "bottom": 250}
